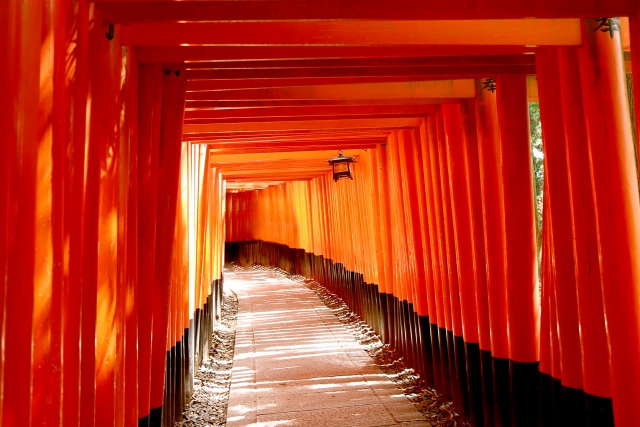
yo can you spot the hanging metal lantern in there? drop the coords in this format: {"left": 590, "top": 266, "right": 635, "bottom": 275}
{"left": 327, "top": 151, "right": 356, "bottom": 182}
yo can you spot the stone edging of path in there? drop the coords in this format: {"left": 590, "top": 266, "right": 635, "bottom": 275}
{"left": 175, "top": 288, "right": 239, "bottom": 427}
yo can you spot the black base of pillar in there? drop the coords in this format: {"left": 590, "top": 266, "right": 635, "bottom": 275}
{"left": 430, "top": 323, "right": 443, "bottom": 392}
{"left": 492, "top": 356, "right": 511, "bottom": 427}
{"left": 510, "top": 360, "right": 539, "bottom": 427}
{"left": 539, "top": 372, "right": 554, "bottom": 427}
{"left": 419, "top": 316, "right": 434, "bottom": 388}
{"left": 585, "top": 392, "right": 614, "bottom": 427}
{"left": 465, "top": 342, "right": 484, "bottom": 427}
{"left": 453, "top": 334, "right": 470, "bottom": 419}
{"left": 149, "top": 406, "right": 162, "bottom": 427}
{"left": 439, "top": 327, "right": 452, "bottom": 401}
{"left": 138, "top": 415, "right": 150, "bottom": 427}
{"left": 480, "top": 349, "right": 495, "bottom": 427}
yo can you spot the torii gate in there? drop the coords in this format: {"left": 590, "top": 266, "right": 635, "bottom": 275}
{"left": 2, "top": 1, "right": 640, "bottom": 427}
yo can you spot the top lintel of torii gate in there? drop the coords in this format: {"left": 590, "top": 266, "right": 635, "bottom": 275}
{"left": 96, "top": 0, "right": 635, "bottom": 23}
{"left": 120, "top": 19, "right": 587, "bottom": 47}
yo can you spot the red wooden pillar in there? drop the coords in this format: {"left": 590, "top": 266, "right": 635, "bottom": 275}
{"left": 558, "top": 46, "right": 613, "bottom": 424}
{"left": 0, "top": 9, "right": 6, "bottom": 420}
{"left": 417, "top": 118, "right": 444, "bottom": 391}
{"left": 1, "top": 0, "right": 42, "bottom": 424}
{"left": 150, "top": 68, "right": 187, "bottom": 426}
{"left": 370, "top": 146, "right": 391, "bottom": 343}
{"left": 123, "top": 47, "right": 140, "bottom": 427}
{"left": 460, "top": 99, "right": 490, "bottom": 427}
{"left": 496, "top": 74, "right": 539, "bottom": 427}
{"left": 0, "top": 3, "right": 7, "bottom": 425}
{"left": 426, "top": 115, "right": 449, "bottom": 397}
{"left": 443, "top": 103, "right": 481, "bottom": 423}
{"left": 436, "top": 109, "right": 462, "bottom": 406}
{"left": 578, "top": 18, "right": 640, "bottom": 427}
{"left": 386, "top": 133, "right": 406, "bottom": 355}
{"left": 93, "top": 21, "right": 122, "bottom": 427}
{"left": 537, "top": 190, "right": 551, "bottom": 425}
{"left": 398, "top": 129, "right": 427, "bottom": 374}
{"left": 33, "top": 2, "right": 56, "bottom": 425}
{"left": 137, "top": 63, "right": 163, "bottom": 425}
{"left": 474, "top": 78, "right": 505, "bottom": 427}
{"left": 536, "top": 47, "right": 586, "bottom": 423}
{"left": 409, "top": 125, "right": 437, "bottom": 388}
{"left": 376, "top": 143, "right": 396, "bottom": 347}
{"left": 63, "top": 1, "right": 89, "bottom": 424}
{"left": 628, "top": 14, "right": 640, "bottom": 173}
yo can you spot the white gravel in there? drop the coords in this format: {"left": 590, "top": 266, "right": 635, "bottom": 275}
{"left": 175, "top": 288, "right": 238, "bottom": 427}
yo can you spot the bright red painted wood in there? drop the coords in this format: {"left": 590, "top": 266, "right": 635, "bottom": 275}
{"left": 474, "top": 79, "right": 508, "bottom": 360}
{"left": 150, "top": 70, "right": 187, "bottom": 410}
{"left": 137, "top": 63, "right": 163, "bottom": 419}
{"left": 558, "top": 46, "right": 611, "bottom": 398}
{"left": 186, "top": 64, "right": 535, "bottom": 80}
{"left": 2, "top": 0, "right": 42, "bottom": 425}
{"left": 443, "top": 104, "right": 479, "bottom": 345}
{"left": 138, "top": 45, "right": 536, "bottom": 63}
{"left": 496, "top": 74, "right": 539, "bottom": 363}
{"left": 537, "top": 47, "right": 583, "bottom": 389}
{"left": 460, "top": 99, "right": 491, "bottom": 353}
{"left": 578, "top": 18, "right": 640, "bottom": 426}
{"left": 97, "top": 0, "right": 635, "bottom": 23}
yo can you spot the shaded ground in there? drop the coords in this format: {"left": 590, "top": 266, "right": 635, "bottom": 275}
{"left": 176, "top": 288, "right": 238, "bottom": 427}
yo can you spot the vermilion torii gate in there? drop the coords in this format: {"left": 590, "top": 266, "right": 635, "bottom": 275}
{"left": 3, "top": 1, "right": 640, "bottom": 426}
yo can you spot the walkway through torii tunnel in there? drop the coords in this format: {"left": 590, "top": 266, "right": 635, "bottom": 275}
{"left": 4, "top": 1, "right": 640, "bottom": 426}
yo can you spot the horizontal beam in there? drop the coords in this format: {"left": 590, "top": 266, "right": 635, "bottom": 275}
{"left": 183, "top": 117, "right": 420, "bottom": 133}
{"left": 184, "top": 105, "right": 439, "bottom": 119}
{"left": 120, "top": 20, "right": 581, "bottom": 47}
{"left": 187, "top": 76, "right": 469, "bottom": 92}
{"left": 137, "top": 45, "right": 536, "bottom": 63}
{"left": 185, "top": 65, "right": 536, "bottom": 80}
{"left": 208, "top": 145, "right": 379, "bottom": 155}
{"left": 177, "top": 55, "right": 536, "bottom": 69}
{"left": 186, "top": 99, "right": 459, "bottom": 108}
{"left": 96, "top": 1, "right": 635, "bottom": 22}
{"left": 183, "top": 112, "right": 432, "bottom": 125}
{"left": 186, "top": 80, "right": 476, "bottom": 101}
{"left": 211, "top": 149, "right": 362, "bottom": 164}
{"left": 188, "top": 131, "right": 389, "bottom": 142}
{"left": 186, "top": 129, "right": 392, "bottom": 140}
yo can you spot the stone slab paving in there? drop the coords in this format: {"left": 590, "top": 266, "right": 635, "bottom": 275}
{"left": 225, "top": 267, "right": 433, "bottom": 427}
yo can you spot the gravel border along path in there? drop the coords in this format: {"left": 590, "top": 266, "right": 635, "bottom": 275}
{"left": 175, "top": 288, "right": 238, "bottom": 427}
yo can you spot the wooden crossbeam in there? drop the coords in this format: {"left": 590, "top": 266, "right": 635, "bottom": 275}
{"left": 176, "top": 55, "right": 536, "bottom": 69}
{"left": 186, "top": 76, "right": 474, "bottom": 92}
{"left": 96, "top": 0, "right": 635, "bottom": 23}
{"left": 120, "top": 20, "right": 581, "bottom": 47}
{"left": 137, "top": 45, "right": 537, "bottom": 63}
{"left": 184, "top": 118, "right": 422, "bottom": 133}
{"left": 185, "top": 99, "right": 458, "bottom": 108}
{"left": 186, "top": 80, "right": 476, "bottom": 101}
{"left": 185, "top": 65, "right": 535, "bottom": 80}
{"left": 184, "top": 105, "right": 439, "bottom": 120}
{"left": 184, "top": 113, "right": 431, "bottom": 125}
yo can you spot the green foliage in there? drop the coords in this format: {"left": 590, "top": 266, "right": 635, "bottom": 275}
{"left": 529, "top": 102, "right": 544, "bottom": 260}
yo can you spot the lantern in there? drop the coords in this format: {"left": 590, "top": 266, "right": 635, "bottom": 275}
{"left": 327, "top": 151, "right": 356, "bottom": 182}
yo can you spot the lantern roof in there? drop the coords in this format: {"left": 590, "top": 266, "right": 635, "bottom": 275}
{"left": 326, "top": 151, "right": 356, "bottom": 165}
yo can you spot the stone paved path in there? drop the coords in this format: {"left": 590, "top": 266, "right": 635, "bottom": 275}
{"left": 225, "top": 266, "right": 433, "bottom": 427}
